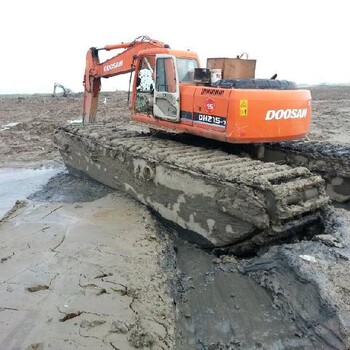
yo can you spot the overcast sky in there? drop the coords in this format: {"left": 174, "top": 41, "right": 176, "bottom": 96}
{"left": 1, "top": 0, "right": 349, "bottom": 94}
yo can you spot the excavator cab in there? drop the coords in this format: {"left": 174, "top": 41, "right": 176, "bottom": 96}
{"left": 134, "top": 53, "right": 181, "bottom": 122}
{"left": 133, "top": 53, "right": 198, "bottom": 122}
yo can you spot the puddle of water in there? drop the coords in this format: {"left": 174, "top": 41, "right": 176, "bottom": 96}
{"left": 0, "top": 167, "right": 61, "bottom": 218}
{"left": 0, "top": 165, "right": 115, "bottom": 219}
{"left": 68, "top": 119, "right": 82, "bottom": 124}
{"left": 0, "top": 122, "right": 19, "bottom": 132}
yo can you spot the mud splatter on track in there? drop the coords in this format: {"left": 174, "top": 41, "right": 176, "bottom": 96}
{"left": 54, "top": 123, "right": 328, "bottom": 253}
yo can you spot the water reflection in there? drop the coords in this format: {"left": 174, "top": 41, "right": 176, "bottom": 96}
{"left": 0, "top": 167, "right": 61, "bottom": 218}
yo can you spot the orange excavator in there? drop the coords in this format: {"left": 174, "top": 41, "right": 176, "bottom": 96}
{"left": 83, "top": 35, "right": 311, "bottom": 146}
{"left": 55, "top": 35, "right": 328, "bottom": 253}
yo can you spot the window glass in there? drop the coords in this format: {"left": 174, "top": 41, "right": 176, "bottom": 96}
{"left": 176, "top": 58, "right": 198, "bottom": 82}
{"left": 156, "top": 57, "right": 176, "bottom": 92}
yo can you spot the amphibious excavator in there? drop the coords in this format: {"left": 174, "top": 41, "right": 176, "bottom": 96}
{"left": 54, "top": 36, "right": 330, "bottom": 254}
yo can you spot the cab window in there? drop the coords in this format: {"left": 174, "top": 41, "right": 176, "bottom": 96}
{"left": 156, "top": 57, "right": 176, "bottom": 92}
{"left": 176, "top": 58, "right": 198, "bottom": 82}
{"left": 136, "top": 56, "right": 155, "bottom": 92}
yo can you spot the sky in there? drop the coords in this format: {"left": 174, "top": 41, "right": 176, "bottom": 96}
{"left": 1, "top": 0, "right": 349, "bottom": 94}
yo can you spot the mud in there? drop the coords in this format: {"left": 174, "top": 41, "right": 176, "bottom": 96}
{"left": 0, "top": 167, "right": 62, "bottom": 218}
{"left": 264, "top": 140, "right": 350, "bottom": 203}
{"left": 0, "top": 92, "right": 129, "bottom": 165}
{"left": 173, "top": 238, "right": 317, "bottom": 349}
{"left": 3, "top": 174, "right": 344, "bottom": 349}
{"left": 28, "top": 171, "right": 114, "bottom": 204}
{"left": 1, "top": 86, "right": 350, "bottom": 349}
{"left": 168, "top": 205, "right": 350, "bottom": 349}
{"left": 239, "top": 207, "right": 350, "bottom": 348}
{"left": 0, "top": 191, "right": 175, "bottom": 349}
{"left": 308, "top": 85, "right": 350, "bottom": 144}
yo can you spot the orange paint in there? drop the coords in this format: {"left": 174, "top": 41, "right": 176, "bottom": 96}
{"left": 83, "top": 36, "right": 312, "bottom": 144}
{"left": 132, "top": 85, "right": 311, "bottom": 144}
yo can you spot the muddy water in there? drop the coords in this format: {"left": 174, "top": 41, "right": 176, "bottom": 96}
{"left": 0, "top": 167, "right": 61, "bottom": 218}
{"left": 172, "top": 238, "right": 318, "bottom": 349}
{"left": 28, "top": 171, "right": 114, "bottom": 203}
{"left": 0, "top": 167, "right": 115, "bottom": 219}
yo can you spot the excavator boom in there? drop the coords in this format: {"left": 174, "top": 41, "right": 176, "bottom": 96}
{"left": 83, "top": 36, "right": 167, "bottom": 122}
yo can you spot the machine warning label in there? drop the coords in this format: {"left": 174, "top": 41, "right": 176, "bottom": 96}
{"left": 193, "top": 113, "right": 226, "bottom": 128}
{"left": 240, "top": 99, "right": 248, "bottom": 116}
{"left": 204, "top": 98, "right": 215, "bottom": 113}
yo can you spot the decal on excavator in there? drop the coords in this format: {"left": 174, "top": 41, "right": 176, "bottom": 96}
{"left": 193, "top": 113, "right": 226, "bottom": 127}
{"left": 200, "top": 88, "right": 225, "bottom": 96}
{"left": 265, "top": 108, "right": 307, "bottom": 120}
{"left": 204, "top": 98, "right": 215, "bottom": 113}
{"left": 104, "top": 60, "right": 124, "bottom": 72}
{"left": 240, "top": 99, "right": 248, "bottom": 117}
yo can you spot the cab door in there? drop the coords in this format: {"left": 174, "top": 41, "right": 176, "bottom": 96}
{"left": 153, "top": 55, "right": 180, "bottom": 122}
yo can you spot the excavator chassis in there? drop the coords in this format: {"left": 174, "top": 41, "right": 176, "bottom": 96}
{"left": 54, "top": 124, "right": 329, "bottom": 254}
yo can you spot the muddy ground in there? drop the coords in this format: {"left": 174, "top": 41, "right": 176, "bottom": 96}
{"left": 0, "top": 85, "right": 350, "bottom": 349}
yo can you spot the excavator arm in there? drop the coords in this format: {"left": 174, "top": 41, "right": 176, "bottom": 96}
{"left": 83, "top": 36, "right": 167, "bottom": 122}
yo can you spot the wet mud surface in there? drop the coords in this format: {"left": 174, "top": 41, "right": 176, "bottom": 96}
{"left": 0, "top": 187, "right": 176, "bottom": 349}
{"left": 0, "top": 167, "right": 62, "bottom": 218}
{"left": 264, "top": 140, "right": 350, "bottom": 203}
{"left": 3, "top": 171, "right": 349, "bottom": 349}
{"left": 173, "top": 239, "right": 316, "bottom": 349}
{"left": 29, "top": 171, "right": 115, "bottom": 204}
{"left": 308, "top": 86, "right": 350, "bottom": 144}
{"left": 1, "top": 86, "right": 350, "bottom": 348}
{"left": 169, "top": 206, "right": 350, "bottom": 348}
